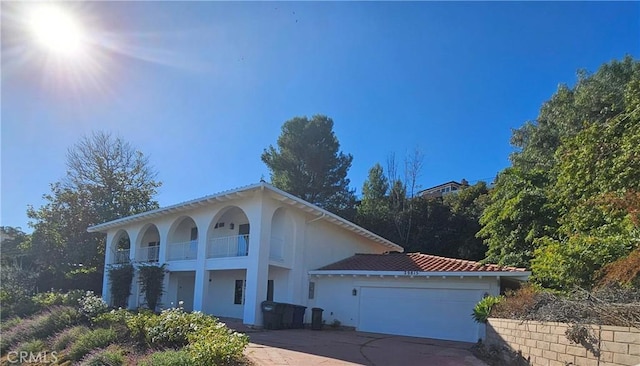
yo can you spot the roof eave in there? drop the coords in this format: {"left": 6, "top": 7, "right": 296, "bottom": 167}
{"left": 308, "top": 270, "right": 531, "bottom": 280}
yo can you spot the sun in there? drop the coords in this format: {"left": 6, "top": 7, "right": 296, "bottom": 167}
{"left": 27, "top": 4, "right": 87, "bottom": 58}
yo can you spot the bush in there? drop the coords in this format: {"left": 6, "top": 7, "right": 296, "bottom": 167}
{"left": 128, "top": 308, "right": 218, "bottom": 349}
{"left": 1, "top": 317, "right": 22, "bottom": 333}
{"left": 472, "top": 296, "right": 503, "bottom": 323}
{"left": 139, "top": 349, "right": 194, "bottom": 366}
{"left": 1, "top": 306, "right": 81, "bottom": 354}
{"left": 109, "top": 264, "right": 135, "bottom": 309}
{"left": 94, "top": 308, "right": 133, "bottom": 337}
{"left": 78, "top": 344, "right": 126, "bottom": 366}
{"left": 12, "top": 339, "right": 45, "bottom": 354}
{"left": 79, "top": 291, "right": 109, "bottom": 321}
{"left": 491, "top": 285, "right": 544, "bottom": 319}
{"left": 187, "top": 324, "right": 249, "bottom": 366}
{"left": 32, "top": 289, "right": 85, "bottom": 308}
{"left": 68, "top": 328, "right": 118, "bottom": 361}
{"left": 49, "top": 325, "right": 90, "bottom": 352}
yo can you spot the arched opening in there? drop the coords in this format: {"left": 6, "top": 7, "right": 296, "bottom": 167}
{"left": 111, "top": 230, "right": 131, "bottom": 264}
{"left": 206, "top": 206, "right": 250, "bottom": 258}
{"left": 137, "top": 224, "right": 160, "bottom": 262}
{"left": 270, "top": 208, "right": 295, "bottom": 263}
{"left": 167, "top": 216, "right": 198, "bottom": 261}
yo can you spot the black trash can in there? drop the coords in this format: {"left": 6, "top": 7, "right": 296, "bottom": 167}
{"left": 311, "top": 307, "right": 323, "bottom": 330}
{"left": 292, "top": 305, "right": 307, "bottom": 329}
{"left": 262, "top": 301, "right": 284, "bottom": 330}
{"left": 282, "top": 303, "right": 294, "bottom": 329}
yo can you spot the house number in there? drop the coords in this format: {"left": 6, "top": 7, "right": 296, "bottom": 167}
{"left": 404, "top": 271, "right": 420, "bottom": 275}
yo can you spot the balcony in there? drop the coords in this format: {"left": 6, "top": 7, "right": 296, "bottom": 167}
{"left": 139, "top": 246, "right": 159, "bottom": 262}
{"left": 167, "top": 241, "right": 197, "bottom": 261}
{"left": 112, "top": 249, "right": 130, "bottom": 264}
{"left": 269, "top": 236, "right": 284, "bottom": 262}
{"left": 207, "top": 235, "right": 249, "bottom": 258}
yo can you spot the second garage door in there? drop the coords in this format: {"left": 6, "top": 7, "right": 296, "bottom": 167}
{"left": 357, "top": 286, "right": 482, "bottom": 342}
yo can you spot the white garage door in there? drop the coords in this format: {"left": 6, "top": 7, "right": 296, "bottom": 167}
{"left": 358, "top": 287, "right": 482, "bottom": 342}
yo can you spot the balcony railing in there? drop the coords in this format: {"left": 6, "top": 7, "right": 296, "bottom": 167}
{"left": 113, "top": 249, "right": 130, "bottom": 264}
{"left": 207, "top": 235, "right": 249, "bottom": 258}
{"left": 270, "top": 236, "right": 284, "bottom": 262}
{"left": 167, "top": 241, "right": 197, "bottom": 261}
{"left": 139, "top": 246, "right": 160, "bottom": 262}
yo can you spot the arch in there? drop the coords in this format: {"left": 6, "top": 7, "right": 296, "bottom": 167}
{"left": 206, "top": 206, "right": 250, "bottom": 258}
{"left": 137, "top": 223, "right": 160, "bottom": 262}
{"left": 270, "top": 207, "right": 295, "bottom": 262}
{"left": 166, "top": 216, "right": 199, "bottom": 260}
{"left": 111, "top": 229, "right": 131, "bottom": 264}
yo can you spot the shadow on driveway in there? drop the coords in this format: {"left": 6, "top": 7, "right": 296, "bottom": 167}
{"left": 244, "top": 329, "right": 487, "bottom": 366}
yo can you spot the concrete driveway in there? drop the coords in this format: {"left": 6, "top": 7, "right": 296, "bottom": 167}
{"left": 244, "top": 329, "right": 487, "bottom": 366}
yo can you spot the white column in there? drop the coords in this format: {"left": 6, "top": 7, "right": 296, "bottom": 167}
{"left": 243, "top": 196, "right": 275, "bottom": 326}
{"left": 127, "top": 229, "right": 140, "bottom": 309}
{"left": 192, "top": 217, "right": 210, "bottom": 312}
{"left": 102, "top": 232, "right": 115, "bottom": 305}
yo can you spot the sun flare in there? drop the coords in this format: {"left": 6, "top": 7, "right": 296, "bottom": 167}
{"left": 28, "top": 5, "right": 86, "bottom": 58}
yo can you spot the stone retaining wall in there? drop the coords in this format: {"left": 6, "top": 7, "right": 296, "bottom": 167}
{"left": 486, "top": 318, "right": 640, "bottom": 366}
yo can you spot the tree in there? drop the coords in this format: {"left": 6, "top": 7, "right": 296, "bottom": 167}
{"left": 356, "top": 164, "right": 393, "bottom": 240}
{"left": 262, "top": 115, "right": 356, "bottom": 215}
{"left": 26, "top": 131, "right": 161, "bottom": 292}
{"left": 479, "top": 57, "right": 640, "bottom": 276}
{"left": 531, "top": 81, "right": 640, "bottom": 289}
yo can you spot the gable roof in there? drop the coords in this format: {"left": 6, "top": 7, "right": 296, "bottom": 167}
{"left": 86, "top": 182, "right": 403, "bottom": 252}
{"left": 316, "top": 252, "right": 527, "bottom": 274}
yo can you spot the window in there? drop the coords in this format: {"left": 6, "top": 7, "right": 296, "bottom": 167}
{"left": 308, "top": 282, "right": 315, "bottom": 299}
{"left": 267, "top": 280, "right": 274, "bottom": 301}
{"left": 234, "top": 280, "right": 245, "bottom": 305}
{"left": 190, "top": 227, "right": 198, "bottom": 241}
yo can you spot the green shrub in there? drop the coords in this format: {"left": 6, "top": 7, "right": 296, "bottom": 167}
{"left": 49, "top": 325, "right": 90, "bottom": 351}
{"left": 127, "top": 308, "right": 219, "bottom": 349}
{"left": 13, "top": 339, "right": 45, "bottom": 354}
{"left": 139, "top": 349, "right": 194, "bottom": 366}
{"left": 472, "top": 295, "right": 503, "bottom": 323}
{"left": 32, "top": 290, "right": 86, "bottom": 308}
{"left": 187, "top": 324, "right": 249, "bottom": 365}
{"left": 1, "top": 306, "right": 81, "bottom": 354}
{"left": 108, "top": 264, "right": 135, "bottom": 309}
{"left": 138, "top": 264, "right": 166, "bottom": 311}
{"left": 1, "top": 317, "right": 22, "bottom": 332}
{"left": 78, "top": 291, "right": 109, "bottom": 321}
{"left": 78, "top": 344, "right": 126, "bottom": 366}
{"left": 68, "top": 328, "right": 118, "bottom": 361}
{"left": 93, "top": 308, "right": 133, "bottom": 337}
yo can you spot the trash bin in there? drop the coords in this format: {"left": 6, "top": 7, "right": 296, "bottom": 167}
{"left": 262, "top": 301, "right": 285, "bottom": 330}
{"left": 311, "top": 307, "right": 323, "bottom": 330}
{"left": 282, "top": 303, "right": 294, "bottom": 329}
{"left": 292, "top": 305, "right": 307, "bottom": 329}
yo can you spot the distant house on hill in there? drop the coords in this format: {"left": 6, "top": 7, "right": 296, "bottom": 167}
{"left": 418, "top": 179, "right": 469, "bottom": 198}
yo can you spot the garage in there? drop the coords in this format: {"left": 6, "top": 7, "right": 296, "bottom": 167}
{"left": 309, "top": 252, "right": 530, "bottom": 343}
{"left": 357, "top": 286, "right": 483, "bottom": 342}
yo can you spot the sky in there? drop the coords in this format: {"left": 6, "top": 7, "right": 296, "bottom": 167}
{"left": 1, "top": 1, "right": 638, "bottom": 232}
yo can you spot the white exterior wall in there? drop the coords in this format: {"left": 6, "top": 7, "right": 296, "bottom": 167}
{"left": 100, "top": 186, "right": 399, "bottom": 326}
{"left": 206, "top": 269, "right": 247, "bottom": 319}
{"left": 312, "top": 276, "right": 499, "bottom": 328}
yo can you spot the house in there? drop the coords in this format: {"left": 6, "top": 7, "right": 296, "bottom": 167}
{"left": 88, "top": 182, "right": 529, "bottom": 343}
{"left": 418, "top": 179, "right": 469, "bottom": 198}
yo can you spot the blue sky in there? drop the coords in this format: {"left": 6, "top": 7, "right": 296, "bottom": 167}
{"left": 2, "top": 1, "right": 638, "bottom": 232}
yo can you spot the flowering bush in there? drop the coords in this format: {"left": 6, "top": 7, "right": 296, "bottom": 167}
{"left": 130, "top": 308, "right": 218, "bottom": 349}
{"left": 78, "top": 291, "right": 109, "bottom": 321}
{"left": 187, "top": 323, "right": 249, "bottom": 365}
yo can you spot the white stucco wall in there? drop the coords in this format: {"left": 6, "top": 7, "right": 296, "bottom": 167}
{"left": 311, "top": 275, "right": 500, "bottom": 332}
{"left": 206, "top": 269, "right": 247, "bottom": 319}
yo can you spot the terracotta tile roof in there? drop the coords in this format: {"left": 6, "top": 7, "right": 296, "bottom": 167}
{"left": 318, "top": 252, "right": 527, "bottom": 273}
